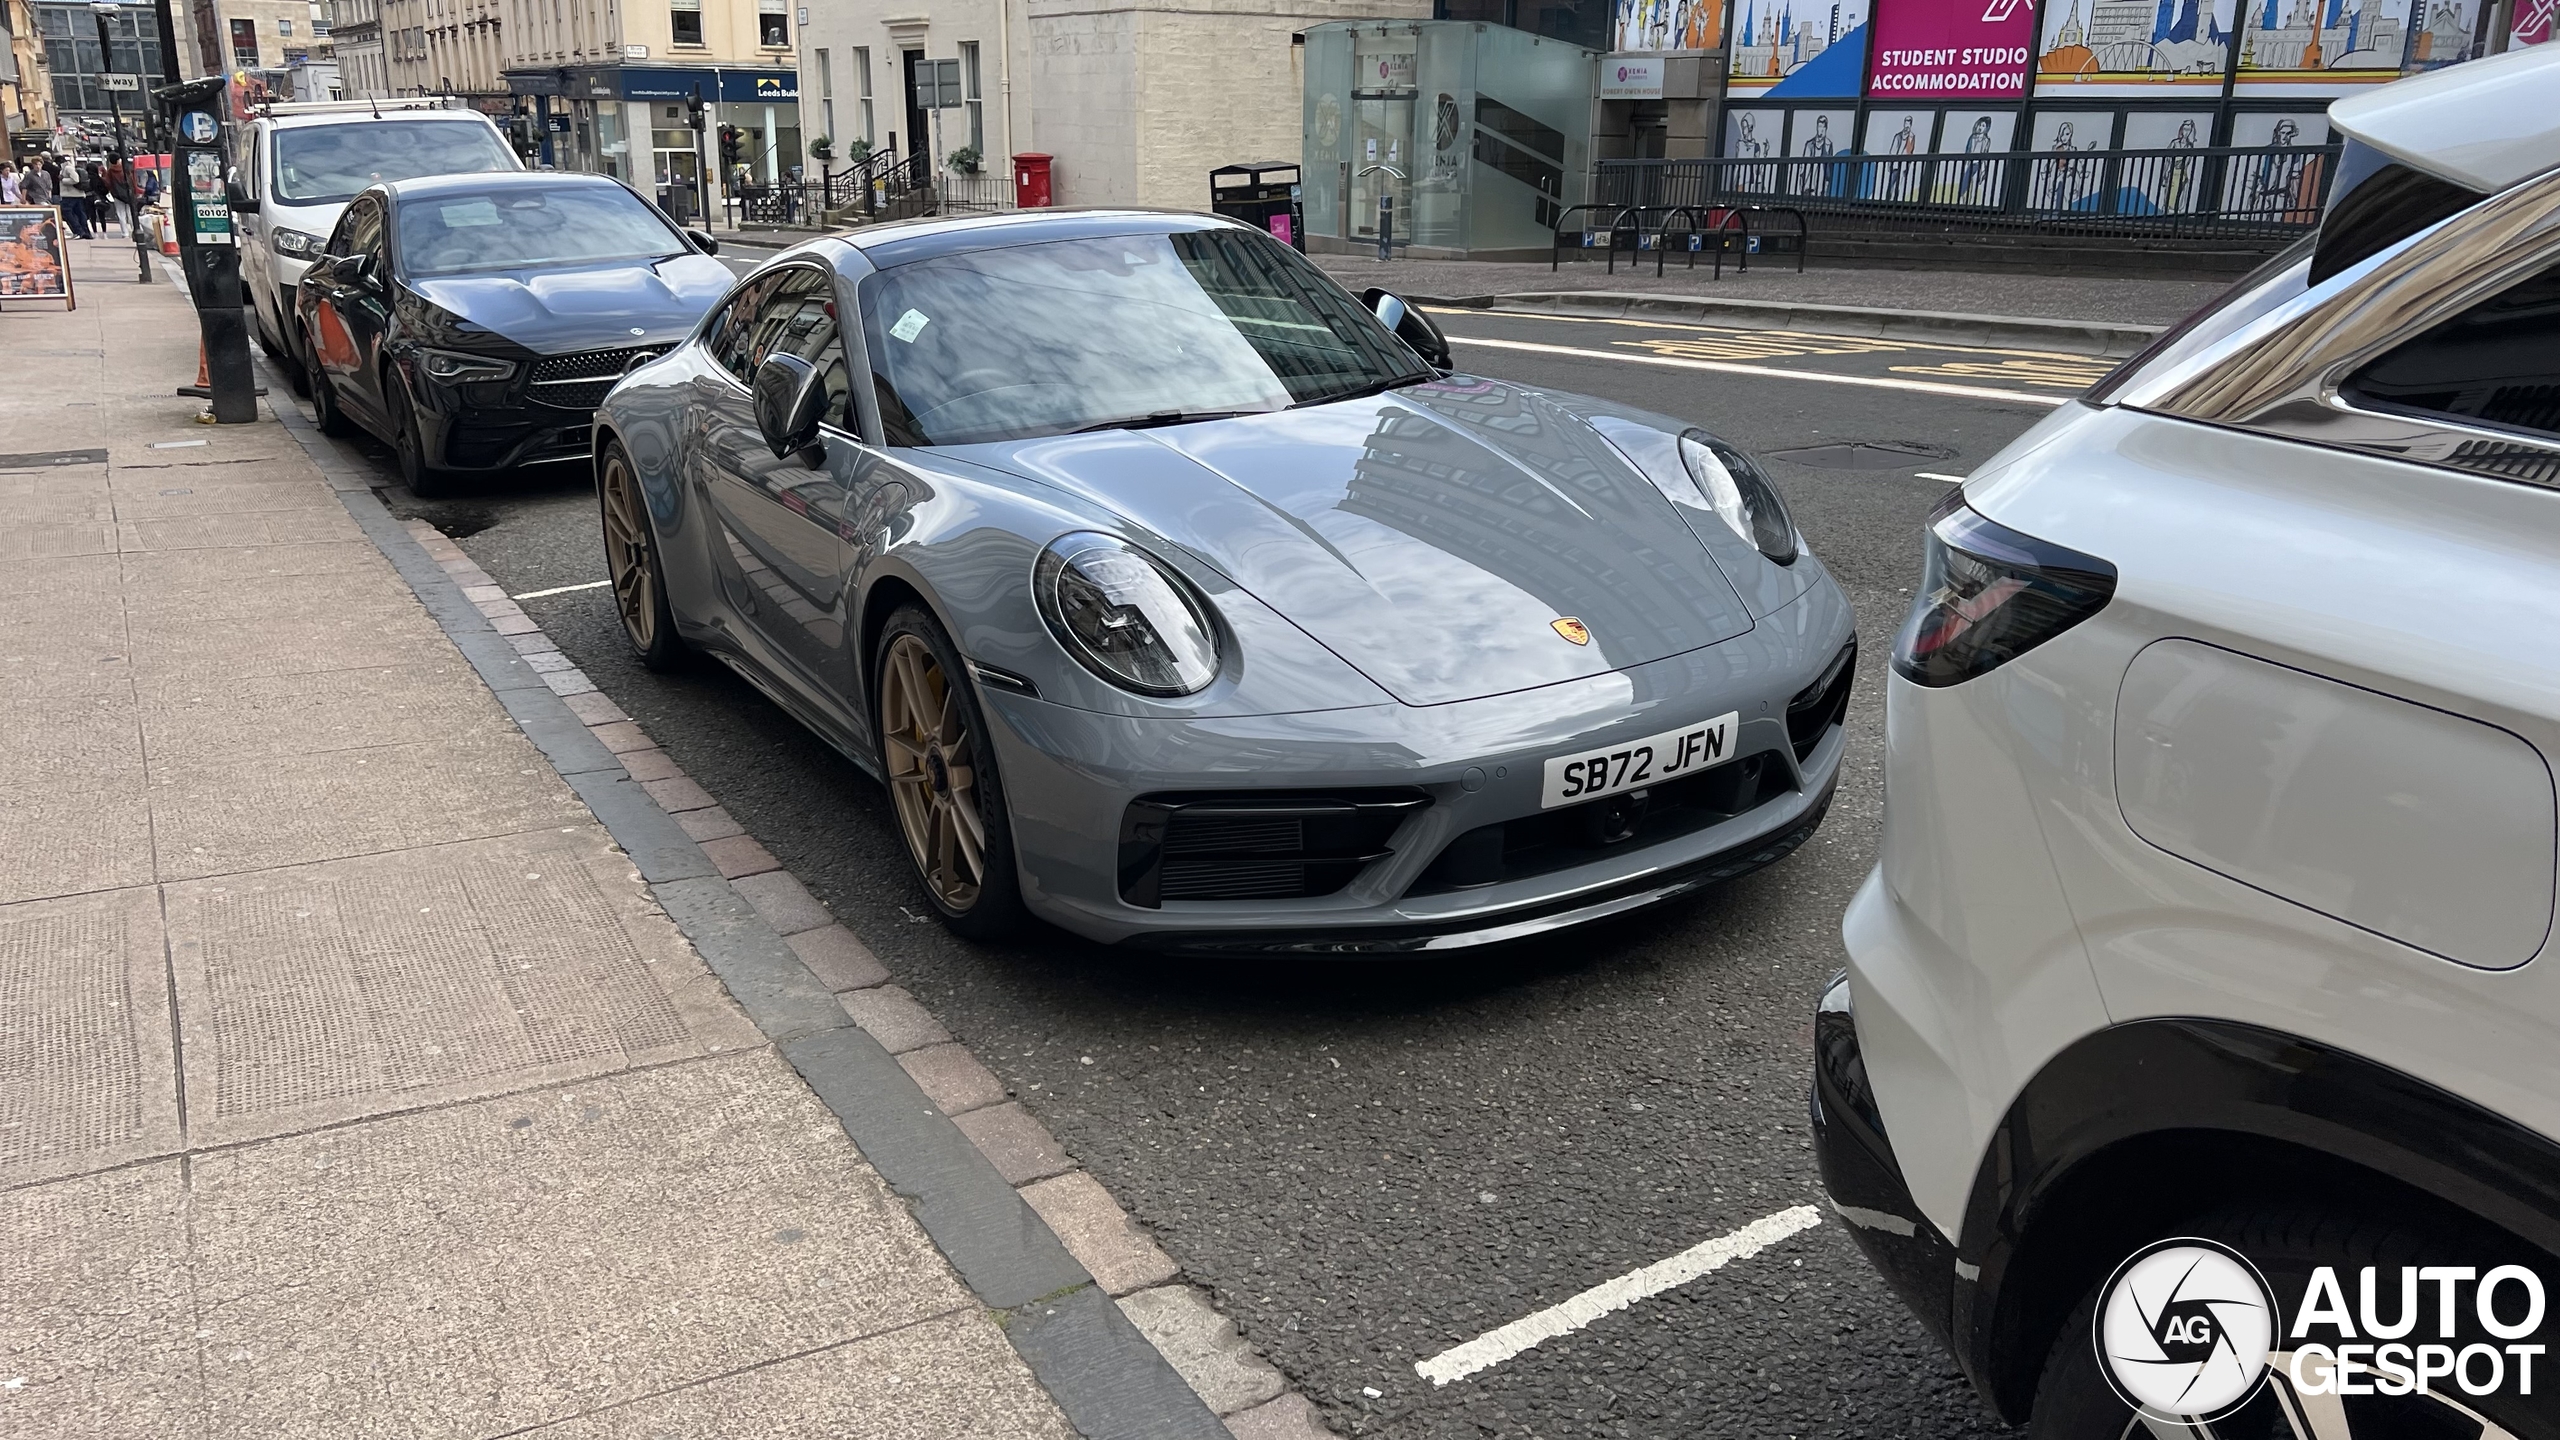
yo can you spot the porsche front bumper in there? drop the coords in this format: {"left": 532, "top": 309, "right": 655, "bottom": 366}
{"left": 982, "top": 576, "right": 1855, "bottom": 949}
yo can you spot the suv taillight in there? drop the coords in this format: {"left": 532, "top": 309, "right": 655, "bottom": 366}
{"left": 1892, "top": 500, "right": 2116, "bottom": 688}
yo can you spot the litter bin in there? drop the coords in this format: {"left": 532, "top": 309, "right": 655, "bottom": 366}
{"left": 1209, "top": 161, "right": 1304, "bottom": 250}
{"left": 1014, "top": 153, "right": 1054, "bottom": 209}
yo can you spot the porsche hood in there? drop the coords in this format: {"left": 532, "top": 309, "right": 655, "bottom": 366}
{"left": 979, "top": 379, "right": 1757, "bottom": 707}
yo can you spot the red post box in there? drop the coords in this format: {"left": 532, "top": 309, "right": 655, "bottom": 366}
{"left": 1013, "top": 153, "right": 1054, "bottom": 209}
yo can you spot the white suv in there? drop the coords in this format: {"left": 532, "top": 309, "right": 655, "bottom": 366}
{"left": 1820, "top": 47, "right": 2560, "bottom": 1439}
{"left": 229, "top": 98, "right": 519, "bottom": 391}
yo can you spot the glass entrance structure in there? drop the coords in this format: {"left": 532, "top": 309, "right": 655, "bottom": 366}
{"left": 1302, "top": 21, "right": 1599, "bottom": 258}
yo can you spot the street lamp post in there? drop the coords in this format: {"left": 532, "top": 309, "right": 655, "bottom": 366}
{"left": 92, "top": 2, "right": 129, "bottom": 156}
{"left": 92, "top": 0, "right": 154, "bottom": 282}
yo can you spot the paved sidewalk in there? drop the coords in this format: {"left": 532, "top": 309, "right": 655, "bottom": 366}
{"left": 0, "top": 238, "right": 1091, "bottom": 1437}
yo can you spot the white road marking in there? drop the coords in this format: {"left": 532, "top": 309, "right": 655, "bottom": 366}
{"left": 1413, "top": 1204, "right": 1824, "bottom": 1386}
{"left": 1912, "top": 471, "right": 1969, "bottom": 484}
{"left": 1445, "top": 335, "right": 2069, "bottom": 408}
{"left": 1422, "top": 306, "right": 2103, "bottom": 363}
{"left": 513, "top": 579, "right": 614, "bottom": 600}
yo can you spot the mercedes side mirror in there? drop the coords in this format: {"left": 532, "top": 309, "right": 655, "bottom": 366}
{"left": 753, "top": 352, "right": 829, "bottom": 461}
{"left": 684, "top": 227, "right": 719, "bottom": 255}
{"left": 1365, "top": 288, "right": 1452, "bottom": 373}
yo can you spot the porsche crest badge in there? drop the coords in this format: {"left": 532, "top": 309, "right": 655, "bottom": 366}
{"left": 1551, "top": 617, "right": 1591, "bottom": 645}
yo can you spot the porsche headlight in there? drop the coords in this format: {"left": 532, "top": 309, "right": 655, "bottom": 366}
{"left": 1033, "top": 533, "right": 1220, "bottom": 696}
{"left": 1679, "top": 431, "right": 1797, "bottom": 566}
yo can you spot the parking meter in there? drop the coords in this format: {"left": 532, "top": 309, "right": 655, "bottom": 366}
{"left": 157, "top": 75, "right": 257, "bottom": 423}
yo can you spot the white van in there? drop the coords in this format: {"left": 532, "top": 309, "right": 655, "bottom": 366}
{"left": 229, "top": 98, "right": 520, "bottom": 390}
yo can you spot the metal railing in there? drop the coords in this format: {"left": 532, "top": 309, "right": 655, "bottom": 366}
{"left": 934, "top": 171, "right": 1018, "bottom": 214}
{"left": 719, "top": 149, "right": 1018, "bottom": 230}
{"left": 1596, "top": 144, "right": 2339, "bottom": 244}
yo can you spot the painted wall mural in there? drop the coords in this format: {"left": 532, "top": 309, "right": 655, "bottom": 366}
{"left": 2035, "top": 0, "right": 2237, "bottom": 93}
{"left": 1728, "top": 0, "right": 1875, "bottom": 96}
{"left": 1612, "top": 0, "right": 1731, "bottom": 50}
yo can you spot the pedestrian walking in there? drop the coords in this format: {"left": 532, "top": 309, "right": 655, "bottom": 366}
{"left": 24, "top": 160, "right": 54, "bottom": 210}
{"left": 1, "top": 167, "right": 20, "bottom": 204}
{"left": 105, "top": 158, "right": 135, "bottom": 235}
{"left": 85, "top": 163, "right": 114, "bottom": 235}
{"left": 56, "top": 159, "right": 86, "bottom": 235}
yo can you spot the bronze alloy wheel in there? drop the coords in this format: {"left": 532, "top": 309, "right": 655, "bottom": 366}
{"left": 598, "top": 442, "right": 683, "bottom": 670}
{"left": 879, "top": 632, "right": 987, "bottom": 912}
{"left": 601, "top": 450, "right": 655, "bottom": 650}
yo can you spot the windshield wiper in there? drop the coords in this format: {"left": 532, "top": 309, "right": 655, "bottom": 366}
{"left": 1290, "top": 373, "right": 1432, "bottom": 409}
{"left": 1070, "top": 409, "right": 1268, "bottom": 434}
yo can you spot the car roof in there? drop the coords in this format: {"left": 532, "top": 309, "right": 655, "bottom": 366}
{"left": 258, "top": 107, "right": 502, "bottom": 132}
{"left": 380, "top": 171, "right": 626, "bottom": 202}
{"left": 824, "top": 207, "right": 1251, "bottom": 270}
{"left": 2331, "top": 45, "right": 2560, "bottom": 196}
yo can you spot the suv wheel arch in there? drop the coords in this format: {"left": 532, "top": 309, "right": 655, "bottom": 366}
{"left": 1953, "top": 1019, "right": 2560, "bottom": 1422}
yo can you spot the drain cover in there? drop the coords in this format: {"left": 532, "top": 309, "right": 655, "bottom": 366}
{"left": 1763, "top": 440, "right": 1959, "bottom": 470}
{"left": 0, "top": 448, "right": 109, "bottom": 469}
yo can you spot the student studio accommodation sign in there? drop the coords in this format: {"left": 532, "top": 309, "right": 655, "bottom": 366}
{"left": 1868, "top": 0, "right": 2037, "bottom": 95}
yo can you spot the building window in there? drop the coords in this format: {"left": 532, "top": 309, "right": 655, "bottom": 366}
{"left": 756, "top": 0, "right": 785, "bottom": 47}
{"left": 668, "top": 0, "right": 701, "bottom": 45}
{"left": 232, "top": 17, "right": 260, "bottom": 66}
{"left": 959, "top": 40, "right": 981, "bottom": 153}
{"left": 815, "top": 48, "right": 833, "bottom": 140}
{"left": 279, "top": 18, "right": 293, "bottom": 35}
{"left": 854, "top": 46, "right": 872, "bottom": 143}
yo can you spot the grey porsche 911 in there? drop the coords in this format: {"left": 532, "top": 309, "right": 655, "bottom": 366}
{"left": 590, "top": 210, "right": 1854, "bottom": 951}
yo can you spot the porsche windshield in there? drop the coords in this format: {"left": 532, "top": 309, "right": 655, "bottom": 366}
{"left": 273, "top": 120, "right": 517, "bottom": 206}
{"left": 859, "top": 229, "right": 1434, "bottom": 446}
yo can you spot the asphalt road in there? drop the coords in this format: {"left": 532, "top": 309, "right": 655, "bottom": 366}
{"left": 360, "top": 299, "right": 2058, "bottom": 1439}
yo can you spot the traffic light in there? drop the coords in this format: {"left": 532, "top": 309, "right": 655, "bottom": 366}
{"left": 685, "top": 95, "right": 706, "bottom": 132}
{"left": 718, "top": 124, "right": 741, "bottom": 167}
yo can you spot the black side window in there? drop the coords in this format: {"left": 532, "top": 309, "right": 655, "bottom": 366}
{"left": 743, "top": 268, "right": 852, "bottom": 425}
{"left": 336, "top": 197, "right": 381, "bottom": 259}
{"left": 705, "top": 277, "right": 767, "bottom": 383}
{"left": 2348, "top": 264, "right": 2560, "bottom": 442}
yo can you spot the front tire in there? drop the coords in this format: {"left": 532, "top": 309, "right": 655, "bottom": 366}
{"left": 875, "top": 604, "right": 1026, "bottom": 941}
{"left": 260, "top": 301, "right": 311, "bottom": 397}
{"left": 386, "top": 367, "right": 453, "bottom": 498}
{"left": 597, "top": 439, "right": 686, "bottom": 672}
{"left": 302, "top": 328, "right": 352, "bottom": 437}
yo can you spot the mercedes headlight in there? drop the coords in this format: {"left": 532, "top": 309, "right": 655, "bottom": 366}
{"left": 419, "top": 348, "right": 518, "bottom": 383}
{"left": 1032, "top": 533, "right": 1220, "bottom": 696}
{"left": 271, "top": 227, "right": 328, "bottom": 259}
{"left": 1679, "top": 431, "right": 1797, "bottom": 566}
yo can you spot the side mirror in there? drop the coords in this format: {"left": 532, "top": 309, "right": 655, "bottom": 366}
{"left": 225, "top": 166, "right": 252, "bottom": 212}
{"left": 1364, "top": 288, "right": 1453, "bottom": 372}
{"left": 753, "top": 352, "right": 830, "bottom": 461}
{"left": 684, "top": 227, "right": 719, "bottom": 255}
{"left": 343, "top": 252, "right": 380, "bottom": 288}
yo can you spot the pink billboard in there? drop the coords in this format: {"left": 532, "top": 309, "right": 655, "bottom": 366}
{"left": 1866, "top": 0, "right": 2035, "bottom": 98}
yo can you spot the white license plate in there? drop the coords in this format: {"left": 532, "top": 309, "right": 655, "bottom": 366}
{"left": 1540, "top": 712, "right": 1740, "bottom": 809}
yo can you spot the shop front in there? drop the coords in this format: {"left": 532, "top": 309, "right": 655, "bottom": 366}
{"left": 505, "top": 64, "right": 801, "bottom": 209}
